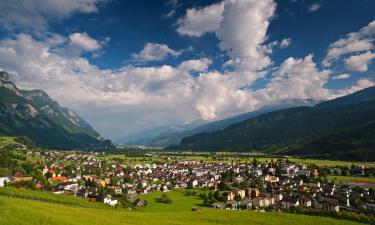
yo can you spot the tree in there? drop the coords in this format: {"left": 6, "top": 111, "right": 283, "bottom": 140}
{"left": 119, "top": 193, "right": 133, "bottom": 208}
{"left": 214, "top": 191, "right": 221, "bottom": 201}
{"left": 159, "top": 193, "right": 172, "bottom": 204}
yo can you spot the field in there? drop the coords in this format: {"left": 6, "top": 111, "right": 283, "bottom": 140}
{"left": 327, "top": 175, "right": 375, "bottom": 184}
{"left": 138, "top": 190, "right": 203, "bottom": 212}
{"left": 99, "top": 152, "right": 375, "bottom": 167}
{"left": 0, "top": 194, "right": 365, "bottom": 225}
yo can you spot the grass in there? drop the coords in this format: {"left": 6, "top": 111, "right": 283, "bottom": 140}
{"left": 327, "top": 175, "right": 375, "bottom": 183}
{"left": 0, "top": 187, "right": 110, "bottom": 209}
{"left": 0, "top": 136, "right": 19, "bottom": 147}
{"left": 138, "top": 190, "right": 203, "bottom": 212}
{"left": 0, "top": 195, "right": 365, "bottom": 225}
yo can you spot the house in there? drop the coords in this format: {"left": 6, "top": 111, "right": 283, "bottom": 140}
{"left": 0, "top": 176, "right": 12, "bottom": 187}
{"left": 12, "top": 172, "right": 32, "bottom": 182}
{"left": 226, "top": 200, "right": 239, "bottom": 210}
{"left": 318, "top": 197, "right": 340, "bottom": 212}
{"left": 49, "top": 176, "right": 68, "bottom": 182}
{"left": 281, "top": 197, "right": 299, "bottom": 209}
{"left": 233, "top": 189, "right": 246, "bottom": 199}
{"left": 239, "top": 199, "right": 253, "bottom": 210}
{"left": 104, "top": 195, "right": 118, "bottom": 206}
{"left": 252, "top": 196, "right": 274, "bottom": 208}
{"left": 308, "top": 181, "right": 321, "bottom": 188}
{"left": 298, "top": 196, "right": 312, "bottom": 207}
{"left": 272, "top": 191, "right": 283, "bottom": 202}
{"left": 245, "top": 188, "right": 260, "bottom": 199}
{"left": 222, "top": 191, "right": 235, "bottom": 201}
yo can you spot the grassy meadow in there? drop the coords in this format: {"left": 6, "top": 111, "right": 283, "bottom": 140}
{"left": 0, "top": 194, "right": 365, "bottom": 225}
{"left": 327, "top": 175, "right": 375, "bottom": 183}
{"left": 138, "top": 190, "right": 203, "bottom": 212}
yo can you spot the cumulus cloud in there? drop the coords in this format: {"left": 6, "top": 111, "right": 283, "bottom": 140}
{"left": 323, "top": 20, "right": 375, "bottom": 67}
{"left": 69, "top": 32, "right": 103, "bottom": 52}
{"left": 176, "top": 2, "right": 224, "bottom": 37}
{"left": 332, "top": 73, "right": 351, "bottom": 80}
{"left": 344, "top": 51, "right": 375, "bottom": 72}
{"left": 178, "top": 58, "right": 212, "bottom": 72}
{"left": 216, "top": 0, "right": 276, "bottom": 74}
{"left": 0, "top": 0, "right": 106, "bottom": 31}
{"left": 131, "top": 43, "right": 181, "bottom": 62}
{"left": 255, "top": 55, "right": 331, "bottom": 101}
{"left": 308, "top": 3, "right": 321, "bottom": 12}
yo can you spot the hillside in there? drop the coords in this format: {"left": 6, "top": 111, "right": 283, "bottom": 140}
{"left": 120, "top": 99, "right": 318, "bottom": 147}
{"left": 177, "top": 87, "right": 375, "bottom": 161}
{"left": 0, "top": 194, "right": 363, "bottom": 225}
{"left": 0, "top": 71, "right": 112, "bottom": 149}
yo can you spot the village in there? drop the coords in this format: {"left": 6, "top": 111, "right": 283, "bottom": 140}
{"left": 1, "top": 150, "right": 375, "bottom": 216}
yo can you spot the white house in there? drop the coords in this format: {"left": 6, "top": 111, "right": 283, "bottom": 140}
{"left": 104, "top": 195, "right": 118, "bottom": 206}
{"left": 0, "top": 176, "right": 11, "bottom": 187}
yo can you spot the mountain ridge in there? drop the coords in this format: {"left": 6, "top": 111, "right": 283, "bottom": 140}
{"left": 176, "top": 86, "right": 375, "bottom": 161}
{"left": 0, "top": 71, "right": 112, "bottom": 149}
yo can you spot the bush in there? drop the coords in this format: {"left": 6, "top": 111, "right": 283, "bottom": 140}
{"left": 157, "top": 193, "right": 172, "bottom": 204}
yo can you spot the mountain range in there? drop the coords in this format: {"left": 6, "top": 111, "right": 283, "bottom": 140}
{"left": 176, "top": 86, "right": 375, "bottom": 161}
{"left": 0, "top": 71, "right": 112, "bottom": 149}
{"left": 117, "top": 99, "right": 318, "bottom": 147}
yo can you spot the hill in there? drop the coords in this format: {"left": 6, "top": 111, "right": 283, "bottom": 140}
{"left": 177, "top": 86, "right": 375, "bottom": 161}
{"left": 0, "top": 71, "right": 112, "bottom": 149}
{"left": 0, "top": 192, "right": 363, "bottom": 225}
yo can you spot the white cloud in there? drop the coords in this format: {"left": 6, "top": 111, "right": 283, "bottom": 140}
{"left": 280, "top": 38, "right": 292, "bottom": 49}
{"left": 337, "top": 78, "right": 375, "bottom": 95}
{"left": 344, "top": 51, "right": 375, "bottom": 72}
{"left": 177, "top": 2, "right": 224, "bottom": 37}
{"left": 69, "top": 32, "right": 103, "bottom": 52}
{"left": 215, "top": 0, "right": 276, "bottom": 74}
{"left": 308, "top": 3, "right": 321, "bottom": 12}
{"left": 131, "top": 43, "right": 181, "bottom": 62}
{"left": 332, "top": 73, "right": 351, "bottom": 80}
{"left": 0, "top": 0, "right": 106, "bottom": 31}
{"left": 323, "top": 20, "right": 375, "bottom": 67}
{"left": 178, "top": 58, "right": 212, "bottom": 72}
{"left": 256, "top": 54, "right": 331, "bottom": 101}
{"left": 1, "top": 33, "right": 374, "bottom": 138}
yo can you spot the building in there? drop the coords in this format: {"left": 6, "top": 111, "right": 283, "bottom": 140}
{"left": 0, "top": 176, "right": 12, "bottom": 187}
{"left": 104, "top": 195, "right": 118, "bottom": 206}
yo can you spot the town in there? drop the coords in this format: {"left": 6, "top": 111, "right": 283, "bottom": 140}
{"left": 1, "top": 148, "right": 375, "bottom": 219}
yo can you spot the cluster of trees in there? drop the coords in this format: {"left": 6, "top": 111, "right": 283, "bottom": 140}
{"left": 201, "top": 191, "right": 221, "bottom": 206}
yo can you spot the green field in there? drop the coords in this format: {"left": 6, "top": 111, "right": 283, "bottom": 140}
{"left": 138, "top": 190, "right": 203, "bottom": 212}
{"left": 327, "top": 175, "right": 375, "bottom": 183}
{"left": 0, "top": 195, "right": 364, "bottom": 225}
{"left": 98, "top": 152, "right": 375, "bottom": 168}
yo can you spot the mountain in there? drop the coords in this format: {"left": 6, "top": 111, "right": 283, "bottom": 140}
{"left": 115, "top": 120, "right": 206, "bottom": 146}
{"left": 176, "top": 86, "right": 375, "bottom": 161}
{"left": 0, "top": 71, "right": 112, "bottom": 149}
{"left": 124, "top": 99, "right": 318, "bottom": 147}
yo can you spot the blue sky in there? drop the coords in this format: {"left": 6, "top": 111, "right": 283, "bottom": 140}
{"left": 0, "top": 0, "right": 375, "bottom": 139}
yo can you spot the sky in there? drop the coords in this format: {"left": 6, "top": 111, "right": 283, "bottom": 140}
{"left": 0, "top": 0, "right": 375, "bottom": 139}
